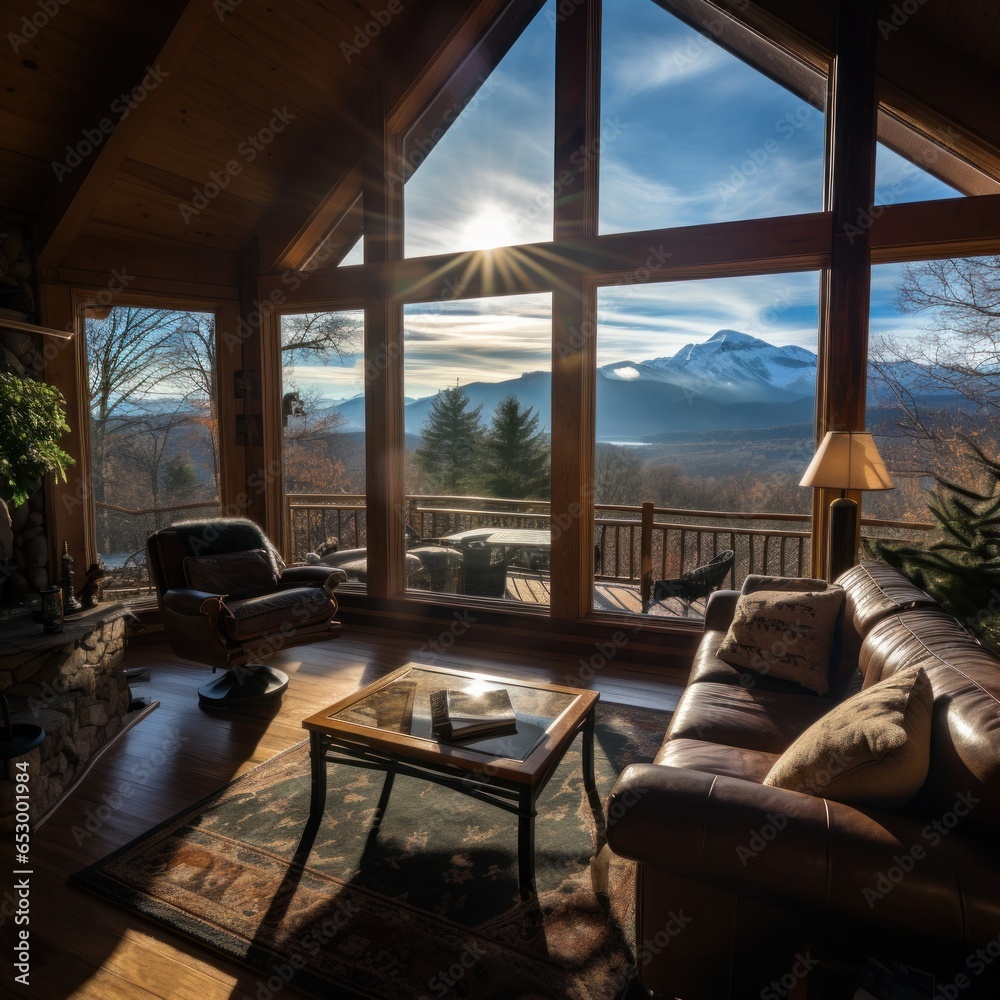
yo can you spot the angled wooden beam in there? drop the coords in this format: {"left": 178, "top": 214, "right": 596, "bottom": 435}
{"left": 36, "top": 0, "right": 217, "bottom": 269}
{"left": 258, "top": 0, "right": 541, "bottom": 273}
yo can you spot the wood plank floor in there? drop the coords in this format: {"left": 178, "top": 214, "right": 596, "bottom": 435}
{"left": 3, "top": 626, "right": 685, "bottom": 1000}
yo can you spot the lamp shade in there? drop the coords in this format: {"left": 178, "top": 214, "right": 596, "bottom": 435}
{"left": 800, "top": 431, "right": 894, "bottom": 491}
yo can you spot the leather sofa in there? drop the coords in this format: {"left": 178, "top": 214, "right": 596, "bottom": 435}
{"left": 607, "top": 562, "right": 1000, "bottom": 999}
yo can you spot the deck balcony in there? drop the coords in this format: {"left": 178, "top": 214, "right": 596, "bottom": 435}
{"left": 89, "top": 495, "right": 932, "bottom": 618}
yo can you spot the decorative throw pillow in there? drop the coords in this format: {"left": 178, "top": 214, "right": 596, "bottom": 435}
{"left": 763, "top": 666, "right": 933, "bottom": 809}
{"left": 183, "top": 548, "right": 279, "bottom": 599}
{"left": 717, "top": 586, "right": 845, "bottom": 695}
{"left": 741, "top": 574, "right": 828, "bottom": 595}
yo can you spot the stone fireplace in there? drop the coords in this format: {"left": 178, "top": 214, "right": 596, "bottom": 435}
{"left": 0, "top": 604, "right": 134, "bottom": 831}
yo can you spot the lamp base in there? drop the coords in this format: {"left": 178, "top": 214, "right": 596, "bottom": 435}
{"left": 827, "top": 495, "right": 859, "bottom": 582}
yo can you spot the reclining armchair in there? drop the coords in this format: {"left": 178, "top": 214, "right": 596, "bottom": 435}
{"left": 147, "top": 518, "right": 346, "bottom": 707}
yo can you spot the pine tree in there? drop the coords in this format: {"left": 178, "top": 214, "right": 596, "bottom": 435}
{"left": 867, "top": 435, "right": 1000, "bottom": 650}
{"left": 481, "top": 395, "right": 550, "bottom": 499}
{"left": 415, "top": 386, "right": 484, "bottom": 494}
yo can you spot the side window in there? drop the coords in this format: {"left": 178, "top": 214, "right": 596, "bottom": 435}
{"left": 85, "top": 306, "right": 220, "bottom": 588}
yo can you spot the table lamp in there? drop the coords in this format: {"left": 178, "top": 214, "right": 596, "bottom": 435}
{"left": 801, "top": 431, "right": 894, "bottom": 580}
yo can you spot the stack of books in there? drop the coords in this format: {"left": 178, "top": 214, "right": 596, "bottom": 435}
{"left": 429, "top": 686, "right": 517, "bottom": 741}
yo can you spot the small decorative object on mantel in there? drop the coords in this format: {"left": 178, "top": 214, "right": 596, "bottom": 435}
{"left": 40, "top": 585, "right": 63, "bottom": 634}
{"left": 76, "top": 560, "right": 106, "bottom": 609}
{"left": 61, "top": 541, "right": 83, "bottom": 615}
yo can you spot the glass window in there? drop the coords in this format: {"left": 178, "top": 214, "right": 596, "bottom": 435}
{"left": 84, "top": 306, "right": 221, "bottom": 587}
{"left": 593, "top": 271, "right": 821, "bottom": 615}
{"left": 280, "top": 310, "right": 366, "bottom": 576}
{"left": 402, "top": 2, "right": 555, "bottom": 258}
{"left": 868, "top": 256, "right": 1000, "bottom": 524}
{"left": 874, "top": 143, "right": 963, "bottom": 207}
{"left": 403, "top": 293, "right": 552, "bottom": 605}
{"left": 600, "top": 0, "right": 825, "bottom": 234}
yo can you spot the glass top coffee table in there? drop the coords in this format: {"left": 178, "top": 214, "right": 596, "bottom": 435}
{"left": 301, "top": 662, "right": 605, "bottom": 897}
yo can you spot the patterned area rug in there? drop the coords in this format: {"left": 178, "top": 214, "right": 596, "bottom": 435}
{"left": 72, "top": 701, "right": 669, "bottom": 1000}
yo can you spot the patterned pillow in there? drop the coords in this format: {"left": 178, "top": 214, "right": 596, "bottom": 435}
{"left": 763, "top": 666, "right": 933, "bottom": 808}
{"left": 183, "top": 548, "right": 278, "bottom": 599}
{"left": 716, "top": 586, "right": 845, "bottom": 695}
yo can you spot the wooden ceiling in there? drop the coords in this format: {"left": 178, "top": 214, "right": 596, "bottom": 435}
{"left": 2, "top": 0, "right": 999, "bottom": 278}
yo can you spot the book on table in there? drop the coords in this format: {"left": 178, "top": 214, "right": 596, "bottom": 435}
{"left": 429, "top": 686, "right": 517, "bottom": 741}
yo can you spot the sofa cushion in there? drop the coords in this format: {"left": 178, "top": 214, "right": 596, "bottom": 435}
{"left": 667, "top": 681, "right": 834, "bottom": 755}
{"left": 763, "top": 666, "right": 933, "bottom": 809}
{"left": 860, "top": 610, "right": 1000, "bottom": 833}
{"left": 717, "top": 587, "right": 846, "bottom": 695}
{"left": 836, "top": 561, "right": 938, "bottom": 637}
{"left": 219, "top": 586, "right": 333, "bottom": 641}
{"left": 184, "top": 548, "right": 278, "bottom": 598}
{"left": 655, "top": 737, "right": 780, "bottom": 784}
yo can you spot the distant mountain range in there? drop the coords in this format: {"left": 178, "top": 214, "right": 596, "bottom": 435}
{"left": 325, "top": 328, "right": 967, "bottom": 441}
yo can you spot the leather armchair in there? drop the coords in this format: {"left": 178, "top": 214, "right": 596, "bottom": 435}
{"left": 147, "top": 518, "right": 346, "bottom": 707}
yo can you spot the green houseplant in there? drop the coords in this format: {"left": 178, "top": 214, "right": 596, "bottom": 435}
{"left": 865, "top": 435, "right": 1000, "bottom": 652}
{"left": 0, "top": 369, "right": 75, "bottom": 536}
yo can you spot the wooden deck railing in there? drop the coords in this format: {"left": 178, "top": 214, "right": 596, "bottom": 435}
{"left": 284, "top": 493, "right": 933, "bottom": 599}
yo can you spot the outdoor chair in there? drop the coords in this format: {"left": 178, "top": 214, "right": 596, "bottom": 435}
{"left": 147, "top": 518, "right": 346, "bottom": 707}
{"left": 649, "top": 549, "right": 735, "bottom": 616}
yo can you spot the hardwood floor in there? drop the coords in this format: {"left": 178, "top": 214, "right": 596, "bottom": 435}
{"left": 3, "top": 625, "right": 685, "bottom": 1000}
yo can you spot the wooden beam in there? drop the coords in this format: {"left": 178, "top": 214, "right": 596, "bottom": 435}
{"left": 549, "top": 0, "right": 600, "bottom": 621}
{"left": 871, "top": 192, "right": 1000, "bottom": 261}
{"left": 813, "top": 0, "right": 879, "bottom": 576}
{"left": 363, "top": 84, "right": 406, "bottom": 600}
{"left": 260, "top": 212, "right": 831, "bottom": 307}
{"left": 36, "top": 0, "right": 216, "bottom": 269}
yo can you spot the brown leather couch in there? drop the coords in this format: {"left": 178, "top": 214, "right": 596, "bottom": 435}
{"left": 607, "top": 562, "right": 1000, "bottom": 999}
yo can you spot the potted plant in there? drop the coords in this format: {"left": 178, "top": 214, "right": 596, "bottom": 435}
{"left": 0, "top": 369, "right": 75, "bottom": 564}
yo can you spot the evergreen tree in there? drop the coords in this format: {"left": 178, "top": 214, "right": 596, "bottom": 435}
{"left": 481, "top": 395, "right": 550, "bottom": 499}
{"left": 866, "top": 434, "right": 1000, "bottom": 650}
{"left": 415, "top": 386, "right": 484, "bottom": 494}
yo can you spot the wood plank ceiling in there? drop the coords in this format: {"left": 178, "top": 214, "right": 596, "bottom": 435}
{"left": 2, "top": 0, "right": 1000, "bottom": 277}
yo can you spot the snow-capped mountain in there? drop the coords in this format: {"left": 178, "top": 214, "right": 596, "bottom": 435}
{"left": 600, "top": 329, "right": 816, "bottom": 404}
{"left": 314, "top": 328, "right": 967, "bottom": 440}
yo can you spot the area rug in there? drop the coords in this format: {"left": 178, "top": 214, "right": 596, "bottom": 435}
{"left": 72, "top": 701, "right": 669, "bottom": 1000}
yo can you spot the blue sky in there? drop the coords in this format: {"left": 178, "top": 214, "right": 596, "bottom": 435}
{"left": 293, "top": 0, "right": 961, "bottom": 401}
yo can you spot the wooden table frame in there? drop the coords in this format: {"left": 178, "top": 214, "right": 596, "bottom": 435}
{"left": 302, "top": 664, "right": 605, "bottom": 897}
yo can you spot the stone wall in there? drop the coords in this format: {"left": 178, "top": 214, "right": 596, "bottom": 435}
{"left": 0, "top": 607, "right": 129, "bottom": 831}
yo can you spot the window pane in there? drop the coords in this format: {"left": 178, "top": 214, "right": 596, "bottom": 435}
{"left": 403, "top": 294, "right": 552, "bottom": 605}
{"left": 402, "top": 3, "right": 555, "bottom": 258}
{"left": 874, "top": 143, "right": 963, "bottom": 206}
{"left": 600, "top": 0, "right": 825, "bottom": 234}
{"left": 867, "top": 256, "right": 1000, "bottom": 646}
{"left": 280, "top": 311, "right": 366, "bottom": 578}
{"left": 594, "top": 272, "right": 821, "bottom": 616}
{"left": 85, "top": 306, "right": 221, "bottom": 593}
{"left": 868, "top": 256, "right": 1000, "bottom": 524}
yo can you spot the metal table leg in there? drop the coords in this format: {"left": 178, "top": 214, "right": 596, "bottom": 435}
{"left": 517, "top": 784, "right": 537, "bottom": 898}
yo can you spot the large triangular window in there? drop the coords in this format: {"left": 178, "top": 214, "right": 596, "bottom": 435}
{"left": 599, "top": 0, "right": 826, "bottom": 233}
{"left": 402, "top": 2, "right": 555, "bottom": 258}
